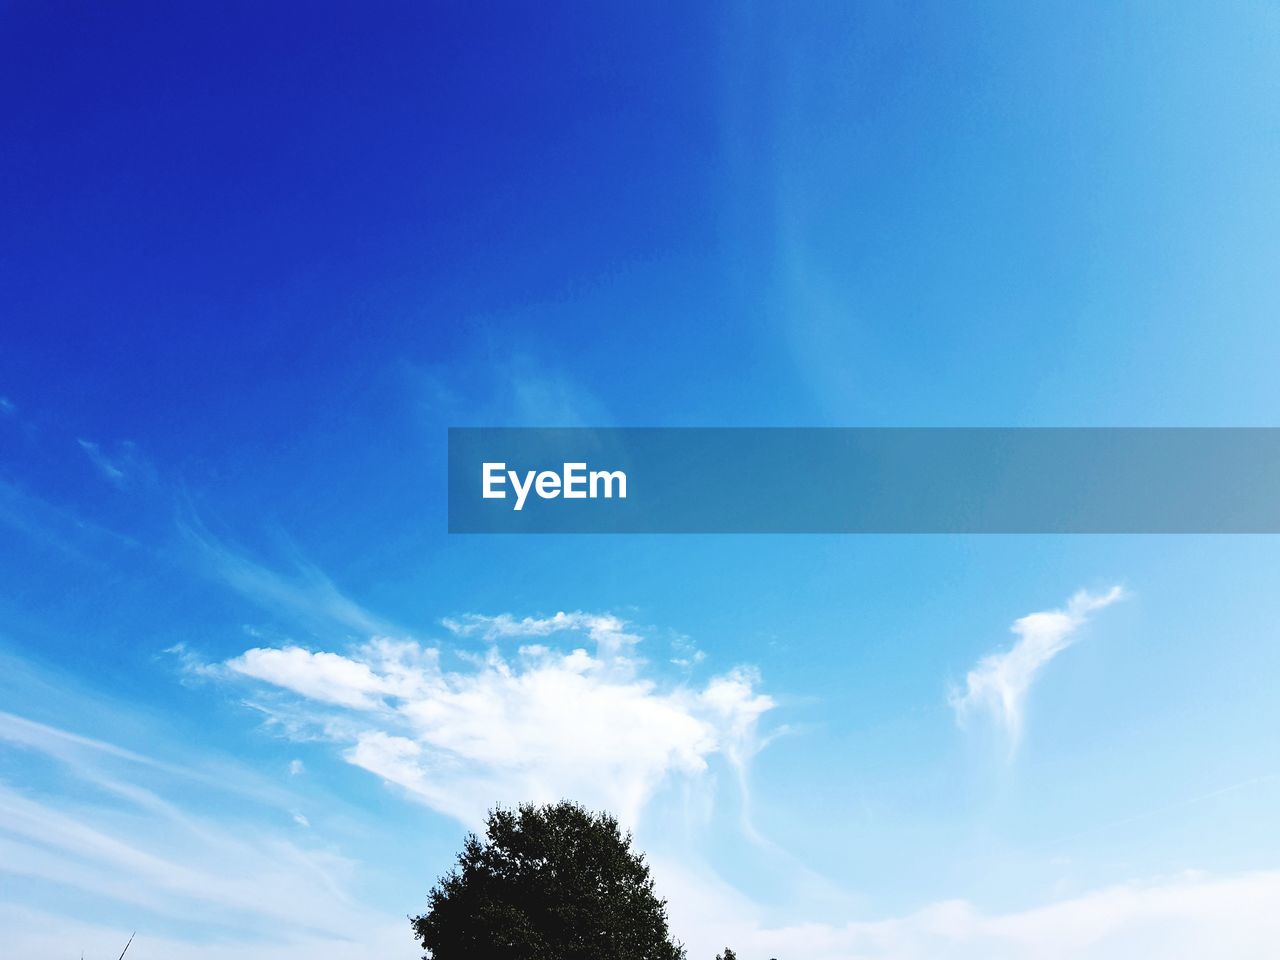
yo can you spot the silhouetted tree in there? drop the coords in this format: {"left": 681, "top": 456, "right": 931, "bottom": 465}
{"left": 412, "top": 801, "right": 686, "bottom": 960}
{"left": 715, "top": 949, "right": 737, "bottom": 960}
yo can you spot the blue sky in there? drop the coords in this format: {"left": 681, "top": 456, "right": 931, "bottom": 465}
{"left": 3, "top": 3, "right": 1280, "bottom": 958}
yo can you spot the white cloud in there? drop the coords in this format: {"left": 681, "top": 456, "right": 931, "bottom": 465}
{"left": 443, "top": 610, "right": 642, "bottom": 662}
{"left": 226, "top": 647, "right": 393, "bottom": 710}
{"left": 181, "top": 521, "right": 402, "bottom": 638}
{"left": 10, "top": 866, "right": 1280, "bottom": 960}
{"left": 0, "top": 714, "right": 397, "bottom": 953}
{"left": 950, "top": 586, "right": 1124, "bottom": 750}
{"left": 9, "top": 584, "right": 1280, "bottom": 960}
{"left": 77, "top": 438, "right": 154, "bottom": 490}
{"left": 0, "top": 709, "right": 299, "bottom": 812}
{"left": 214, "top": 614, "right": 775, "bottom": 827}
{"left": 659, "top": 860, "right": 1280, "bottom": 960}
{"left": 669, "top": 632, "right": 707, "bottom": 669}
{"left": 7, "top": 707, "right": 1280, "bottom": 960}
{"left": 0, "top": 903, "right": 413, "bottom": 960}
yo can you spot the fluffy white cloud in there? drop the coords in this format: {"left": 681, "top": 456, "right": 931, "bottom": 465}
{"left": 217, "top": 614, "right": 775, "bottom": 827}
{"left": 949, "top": 586, "right": 1124, "bottom": 750}
{"left": 227, "top": 647, "right": 392, "bottom": 709}
{"left": 443, "top": 610, "right": 643, "bottom": 661}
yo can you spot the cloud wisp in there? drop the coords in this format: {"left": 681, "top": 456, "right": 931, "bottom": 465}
{"left": 950, "top": 586, "right": 1125, "bottom": 751}
{"left": 179, "top": 518, "right": 403, "bottom": 639}
{"left": 77, "top": 438, "right": 156, "bottom": 490}
{"left": 0, "top": 710, "right": 390, "bottom": 952}
{"left": 207, "top": 613, "right": 776, "bottom": 829}
{"left": 660, "top": 859, "right": 1280, "bottom": 960}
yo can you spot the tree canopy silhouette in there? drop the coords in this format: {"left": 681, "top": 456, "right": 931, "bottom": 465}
{"left": 412, "top": 801, "right": 686, "bottom": 960}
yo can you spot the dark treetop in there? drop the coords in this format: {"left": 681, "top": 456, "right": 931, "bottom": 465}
{"left": 412, "top": 801, "right": 686, "bottom": 960}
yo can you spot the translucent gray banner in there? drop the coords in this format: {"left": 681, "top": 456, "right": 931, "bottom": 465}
{"left": 447, "top": 428, "right": 1280, "bottom": 533}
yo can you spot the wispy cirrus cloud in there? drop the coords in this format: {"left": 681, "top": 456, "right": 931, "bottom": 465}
{"left": 950, "top": 586, "right": 1125, "bottom": 751}
{"left": 179, "top": 520, "right": 403, "bottom": 638}
{"left": 413, "top": 352, "right": 612, "bottom": 428}
{"left": 0, "top": 709, "right": 392, "bottom": 953}
{"left": 77, "top": 438, "right": 155, "bottom": 490}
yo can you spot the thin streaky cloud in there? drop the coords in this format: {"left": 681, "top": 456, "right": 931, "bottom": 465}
{"left": 950, "top": 586, "right": 1125, "bottom": 751}
{"left": 0, "top": 710, "right": 162, "bottom": 768}
{"left": 76, "top": 438, "right": 155, "bottom": 490}
{"left": 0, "top": 707, "right": 310, "bottom": 816}
{"left": 179, "top": 516, "right": 402, "bottom": 638}
{"left": 1042, "top": 773, "right": 1280, "bottom": 850}
{"left": 0, "top": 717, "right": 383, "bottom": 943}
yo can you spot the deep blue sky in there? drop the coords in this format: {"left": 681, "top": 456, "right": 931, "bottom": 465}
{"left": 3, "top": 4, "right": 1280, "bottom": 959}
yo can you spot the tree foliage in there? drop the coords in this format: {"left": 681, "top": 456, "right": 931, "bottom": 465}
{"left": 412, "top": 801, "right": 686, "bottom": 960}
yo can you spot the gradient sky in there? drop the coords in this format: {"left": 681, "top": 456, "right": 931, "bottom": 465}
{"left": 3, "top": 3, "right": 1280, "bottom": 958}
